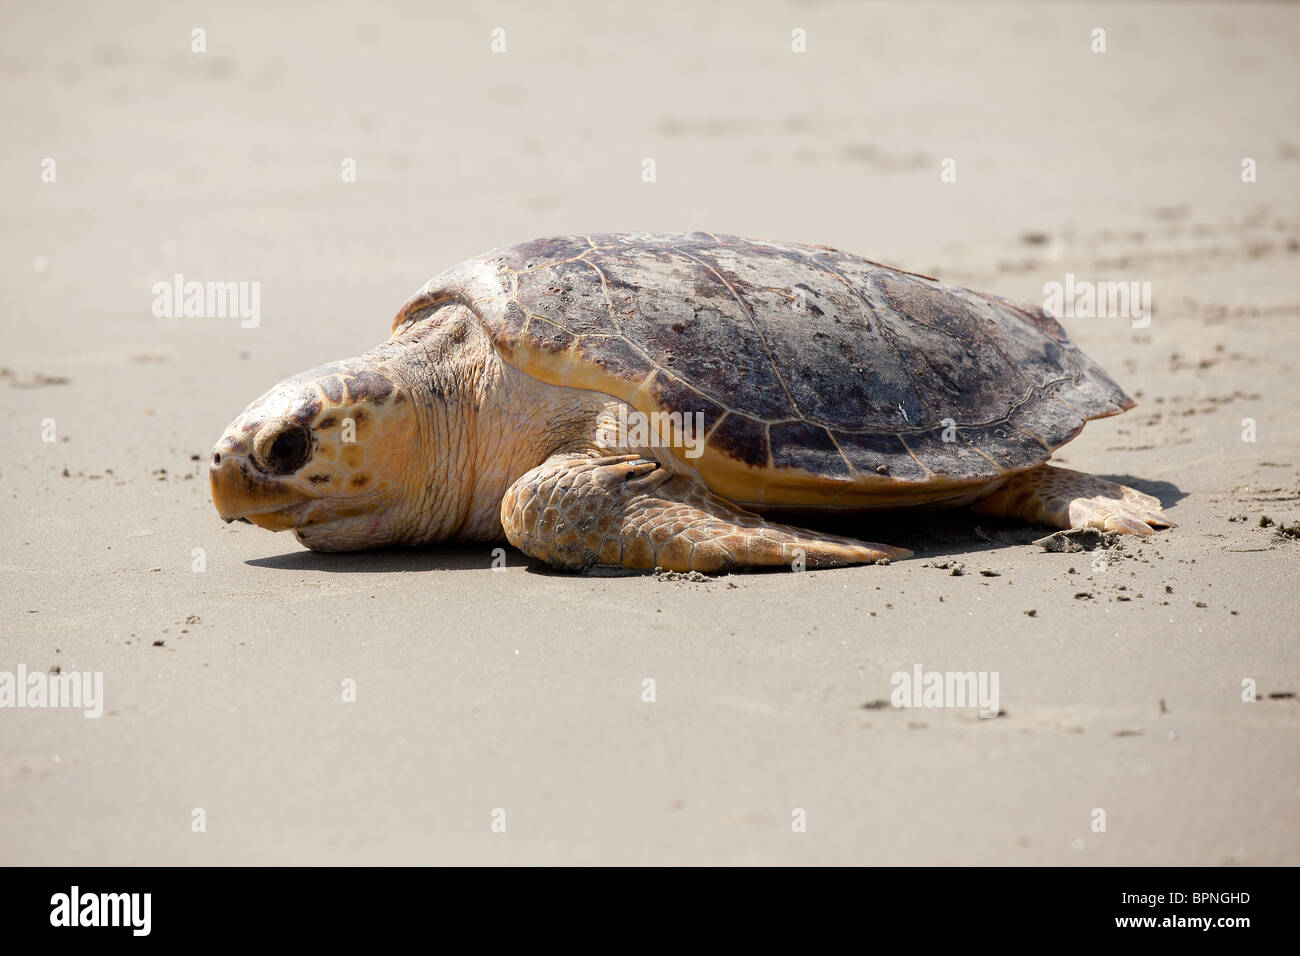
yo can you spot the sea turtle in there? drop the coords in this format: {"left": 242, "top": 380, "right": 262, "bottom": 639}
{"left": 209, "top": 233, "right": 1172, "bottom": 572}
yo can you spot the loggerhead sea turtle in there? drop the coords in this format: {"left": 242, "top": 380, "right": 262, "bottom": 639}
{"left": 209, "top": 233, "right": 1172, "bottom": 572}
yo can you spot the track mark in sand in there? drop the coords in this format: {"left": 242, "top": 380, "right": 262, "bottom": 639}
{"left": 1, "top": 367, "right": 70, "bottom": 388}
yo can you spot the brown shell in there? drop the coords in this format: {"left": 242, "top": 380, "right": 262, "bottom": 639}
{"left": 392, "top": 233, "right": 1133, "bottom": 508}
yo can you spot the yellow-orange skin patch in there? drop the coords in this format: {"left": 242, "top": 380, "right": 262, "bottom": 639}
{"left": 210, "top": 378, "right": 420, "bottom": 538}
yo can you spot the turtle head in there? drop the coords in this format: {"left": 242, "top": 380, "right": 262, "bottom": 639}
{"left": 209, "top": 357, "right": 431, "bottom": 551}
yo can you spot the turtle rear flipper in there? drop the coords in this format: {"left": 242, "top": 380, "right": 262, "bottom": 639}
{"left": 971, "top": 464, "right": 1174, "bottom": 534}
{"left": 501, "top": 454, "right": 909, "bottom": 573}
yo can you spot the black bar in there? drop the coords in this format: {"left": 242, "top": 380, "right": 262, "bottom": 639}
{"left": 0, "top": 866, "right": 1287, "bottom": 942}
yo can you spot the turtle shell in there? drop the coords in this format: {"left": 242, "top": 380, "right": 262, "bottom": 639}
{"left": 392, "top": 233, "right": 1133, "bottom": 509}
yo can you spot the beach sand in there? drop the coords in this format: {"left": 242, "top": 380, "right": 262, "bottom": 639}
{"left": 2, "top": 1, "right": 1297, "bottom": 864}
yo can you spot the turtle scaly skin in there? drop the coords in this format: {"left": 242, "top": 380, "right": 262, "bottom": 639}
{"left": 210, "top": 234, "right": 1172, "bottom": 571}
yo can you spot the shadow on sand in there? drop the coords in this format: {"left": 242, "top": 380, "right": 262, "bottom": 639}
{"left": 246, "top": 475, "right": 1186, "bottom": 574}
{"left": 246, "top": 543, "right": 506, "bottom": 573}
{"left": 831, "top": 473, "right": 1186, "bottom": 560}
{"left": 1095, "top": 474, "right": 1188, "bottom": 509}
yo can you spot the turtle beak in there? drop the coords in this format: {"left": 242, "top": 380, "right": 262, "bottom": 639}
{"left": 209, "top": 434, "right": 309, "bottom": 529}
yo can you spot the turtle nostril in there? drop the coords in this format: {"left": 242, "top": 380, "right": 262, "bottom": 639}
{"left": 212, "top": 452, "right": 222, "bottom": 465}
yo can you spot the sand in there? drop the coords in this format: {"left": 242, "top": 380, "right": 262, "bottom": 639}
{"left": 2, "top": 1, "right": 1298, "bottom": 865}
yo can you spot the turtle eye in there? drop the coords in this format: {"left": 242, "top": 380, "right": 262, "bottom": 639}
{"left": 254, "top": 423, "right": 312, "bottom": 475}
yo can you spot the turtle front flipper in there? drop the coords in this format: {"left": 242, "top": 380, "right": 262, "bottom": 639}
{"left": 971, "top": 464, "right": 1175, "bottom": 534}
{"left": 501, "top": 454, "right": 909, "bottom": 574}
